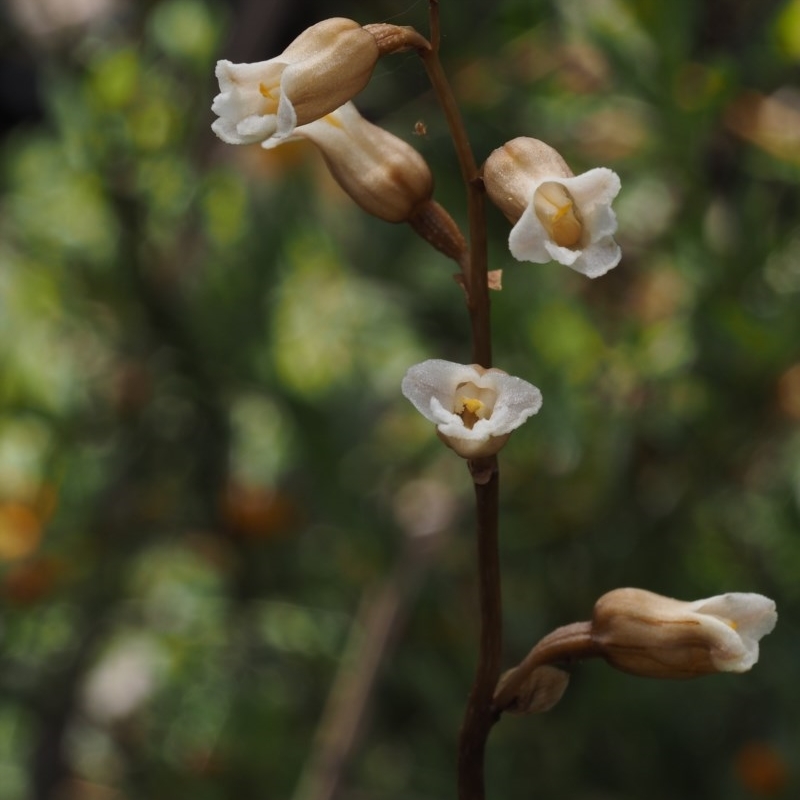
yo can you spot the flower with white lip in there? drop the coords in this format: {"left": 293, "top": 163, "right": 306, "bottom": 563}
{"left": 211, "top": 18, "right": 381, "bottom": 149}
{"left": 401, "top": 359, "right": 542, "bottom": 459}
{"left": 483, "top": 137, "right": 621, "bottom": 278}
{"left": 290, "top": 102, "right": 433, "bottom": 223}
{"left": 591, "top": 588, "right": 777, "bottom": 679}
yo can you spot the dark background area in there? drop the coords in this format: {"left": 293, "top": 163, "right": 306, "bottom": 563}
{"left": 0, "top": 0, "right": 798, "bottom": 798}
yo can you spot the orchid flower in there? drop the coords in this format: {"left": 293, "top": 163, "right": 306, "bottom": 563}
{"left": 483, "top": 137, "right": 621, "bottom": 278}
{"left": 211, "top": 18, "right": 380, "bottom": 149}
{"left": 591, "top": 588, "right": 777, "bottom": 678}
{"left": 401, "top": 359, "right": 542, "bottom": 459}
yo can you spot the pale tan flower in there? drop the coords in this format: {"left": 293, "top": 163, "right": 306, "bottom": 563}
{"left": 211, "top": 18, "right": 380, "bottom": 149}
{"left": 401, "top": 359, "right": 542, "bottom": 459}
{"left": 484, "top": 137, "right": 621, "bottom": 278}
{"left": 592, "top": 588, "right": 777, "bottom": 678}
{"left": 291, "top": 102, "right": 433, "bottom": 223}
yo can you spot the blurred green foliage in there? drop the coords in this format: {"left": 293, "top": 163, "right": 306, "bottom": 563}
{"left": 0, "top": 0, "right": 798, "bottom": 798}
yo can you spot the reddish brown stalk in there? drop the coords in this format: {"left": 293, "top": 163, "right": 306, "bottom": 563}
{"left": 457, "top": 456, "right": 501, "bottom": 800}
{"left": 418, "top": 4, "right": 497, "bottom": 799}
{"left": 419, "top": 0, "right": 491, "bottom": 368}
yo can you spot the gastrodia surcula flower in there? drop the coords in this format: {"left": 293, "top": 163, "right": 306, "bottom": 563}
{"left": 591, "top": 588, "right": 777, "bottom": 679}
{"left": 401, "top": 359, "right": 542, "bottom": 458}
{"left": 483, "top": 137, "right": 621, "bottom": 278}
{"left": 211, "top": 18, "right": 380, "bottom": 149}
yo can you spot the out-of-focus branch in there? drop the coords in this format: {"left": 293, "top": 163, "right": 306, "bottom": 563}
{"left": 292, "top": 527, "right": 447, "bottom": 800}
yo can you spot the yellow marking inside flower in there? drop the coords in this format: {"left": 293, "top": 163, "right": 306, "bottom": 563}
{"left": 728, "top": 620, "right": 738, "bottom": 630}
{"left": 534, "top": 182, "right": 583, "bottom": 248}
{"left": 321, "top": 113, "right": 344, "bottom": 129}
{"left": 457, "top": 397, "right": 485, "bottom": 430}
{"left": 258, "top": 83, "right": 279, "bottom": 114}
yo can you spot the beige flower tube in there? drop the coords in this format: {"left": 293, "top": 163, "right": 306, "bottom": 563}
{"left": 292, "top": 102, "right": 434, "bottom": 223}
{"left": 592, "top": 588, "right": 777, "bottom": 679}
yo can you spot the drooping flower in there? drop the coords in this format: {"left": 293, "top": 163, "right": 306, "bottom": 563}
{"left": 211, "top": 18, "right": 381, "bottom": 149}
{"left": 483, "top": 137, "right": 621, "bottom": 278}
{"left": 211, "top": 19, "right": 429, "bottom": 150}
{"left": 591, "top": 588, "right": 777, "bottom": 679}
{"left": 291, "top": 102, "right": 433, "bottom": 223}
{"left": 401, "top": 359, "right": 542, "bottom": 459}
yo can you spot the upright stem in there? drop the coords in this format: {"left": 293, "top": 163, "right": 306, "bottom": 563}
{"left": 458, "top": 458, "right": 501, "bottom": 800}
{"left": 420, "top": 0, "right": 491, "bottom": 368}
{"left": 419, "top": 5, "right": 499, "bottom": 799}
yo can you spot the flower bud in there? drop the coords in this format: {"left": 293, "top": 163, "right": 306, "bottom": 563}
{"left": 401, "top": 359, "right": 542, "bottom": 459}
{"left": 495, "top": 665, "right": 570, "bottom": 714}
{"left": 294, "top": 102, "right": 433, "bottom": 223}
{"left": 483, "top": 137, "right": 621, "bottom": 278}
{"left": 212, "top": 18, "right": 380, "bottom": 149}
{"left": 591, "top": 588, "right": 777, "bottom": 679}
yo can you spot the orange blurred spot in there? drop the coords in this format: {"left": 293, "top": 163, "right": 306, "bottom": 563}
{"left": 35, "top": 483, "right": 59, "bottom": 522}
{"left": 627, "top": 266, "right": 689, "bottom": 324}
{"left": 2, "top": 556, "right": 63, "bottom": 605}
{"left": 725, "top": 90, "right": 800, "bottom": 165}
{"left": 221, "top": 484, "right": 297, "bottom": 539}
{"left": 0, "top": 503, "right": 42, "bottom": 561}
{"left": 778, "top": 363, "right": 800, "bottom": 419}
{"left": 735, "top": 741, "right": 789, "bottom": 796}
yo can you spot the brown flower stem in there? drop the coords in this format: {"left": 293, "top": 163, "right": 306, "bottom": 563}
{"left": 492, "top": 622, "right": 599, "bottom": 713}
{"left": 458, "top": 456, "right": 501, "bottom": 800}
{"left": 419, "top": 1, "right": 491, "bottom": 368}
{"left": 419, "top": 5, "right": 497, "bottom": 799}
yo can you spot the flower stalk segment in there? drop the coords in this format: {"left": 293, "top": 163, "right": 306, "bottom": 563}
{"left": 417, "top": 1, "right": 490, "bottom": 364}
{"left": 411, "top": 8, "right": 503, "bottom": 799}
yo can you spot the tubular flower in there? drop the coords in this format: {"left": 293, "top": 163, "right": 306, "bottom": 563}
{"left": 591, "top": 588, "right": 777, "bottom": 679}
{"left": 483, "top": 137, "right": 621, "bottom": 278}
{"left": 290, "top": 102, "right": 433, "bottom": 223}
{"left": 401, "top": 360, "right": 542, "bottom": 459}
{"left": 211, "top": 18, "right": 381, "bottom": 149}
